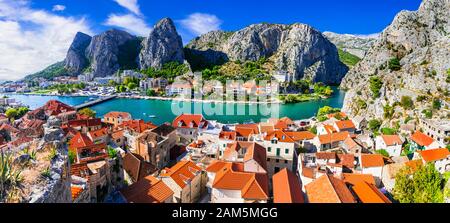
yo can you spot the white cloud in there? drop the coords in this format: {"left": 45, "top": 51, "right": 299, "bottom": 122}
{"left": 113, "top": 0, "right": 141, "bottom": 16}
{"left": 52, "top": 4, "right": 66, "bottom": 12}
{"left": 180, "top": 13, "right": 222, "bottom": 36}
{"left": 104, "top": 13, "right": 151, "bottom": 36}
{"left": 0, "top": 0, "right": 92, "bottom": 80}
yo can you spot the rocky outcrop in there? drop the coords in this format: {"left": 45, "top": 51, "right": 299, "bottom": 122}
{"left": 323, "top": 31, "right": 377, "bottom": 58}
{"left": 139, "top": 18, "right": 184, "bottom": 69}
{"left": 186, "top": 23, "right": 348, "bottom": 84}
{"left": 86, "top": 29, "right": 139, "bottom": 77}
{"left": 64, "top": 32, "right": 92, "bottom": 74}
{"left": 341, "top": 0, "right": 450, "bottom": 120}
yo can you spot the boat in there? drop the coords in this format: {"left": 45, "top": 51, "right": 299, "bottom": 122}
{"left": 149, "top": 115, "right": 156, "bottom": 118}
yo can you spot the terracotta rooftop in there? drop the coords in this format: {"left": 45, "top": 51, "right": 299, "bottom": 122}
{"left": 123, "top": 153, "right": 157, "bottom": 182}
{"left": 351, "top": 181, "right": 391, "bottom": 203}
{"left": 335, "top": 120, "right": 355, "bottom": 130}
{"left": 172, "top": 114, "right": 208, "bottom": 129}
{"left": 410, "top": 131, "right": 434, "bottom": 146}
{"left": 160, "top": 160, "right": 201, "bottom": 188}
{"left": 318, "top": 131, "right": 349, "bottom": 144}
{"left": 219, "top": 130, "right": 236, "bottom": 140}
{"left": 120, "top": 175, "right": 174, "bottom": 203}
{"left": 360, "top": 154, "right": 385, "bottom": 168}
{"left": 285, "top": 131, "right": 316, "bottom": 141}
{"left": 88, "top": 127, "right": 108, "bottom": 138}
{"left": 419, "top": 148, "right": 450, "bottom": 162}
{"left": 120, "top": 120, "right": 157, "bottom": 133}
{"left": 264, "top": 130, "right": 295, "bottom": 143}
{"left": 341, "top": 173, "right": 376, "bottom": 186}
{"left": 380, "top": 135, "right": 403, "bottom": 146}
{"left": 104, "top": 111, "right": 131, "bottom": 120}
{"left": 316, "top": 152, "right": 336, "bottom": 160}
{"left": 69, "top": 132, "right": 94, "bottom": 150}
{"left": 273, "top": 168, "right": 304, "bottom": 203}
{"left": 305, "top": 174, "right": 356, "bottom": 203}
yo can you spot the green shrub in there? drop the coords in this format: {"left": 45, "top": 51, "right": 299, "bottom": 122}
{"left": 368, "top": 119, "right": 382, "bottom": 132}
{"left": 400, "top": 96, "right": 414, "bottom": 110}
{"left": 381, "top": 127, "right": 397, "bottom": 135}
{"left": 376, "top": 149, "right": 390, "bottom": 157}
{"left": 369, "top": 76, "right": 383, "bottom": 98}
{"left": 388, "top": 57, "right": 401, "bottom": 71}
{"left": 432, "top": 99, "right": 441, "bottom": 110}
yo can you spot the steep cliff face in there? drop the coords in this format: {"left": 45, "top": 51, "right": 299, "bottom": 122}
{"left": 341, "top": 0, "right": 450, "bottom": 120}
{"left": 186, "top": 23, "right": 348, "bottom": 84}
{"left": 323, "top": 32, "right": 377, "bottom": 58}
{"left": 64, "top": 32, "right": 92, "bottom": 74}
{"left": 139, "top": 18, "right": 185, "bottom": 69}
{"left": 86, "top": 29, "right": 138, "bottom": 77}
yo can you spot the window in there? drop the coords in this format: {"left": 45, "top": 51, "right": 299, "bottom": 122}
{"left": 276, "top": 148, "right": 281, "bottom": 156}
{"left": 285, "top": 149, "right": 289, "bottom": 154}
{"left": 276, "top": 159, "right": 279, "bottom": 163}
{"left": 284, "top": 160, "right": 288, "bottom": 164}
{"left": 267, "top": 158, "right": 270, "bottom": 161}
{"left": 268, "top": 147, "right": 272, "bottom": 152}
{"left": 274, "top": 167, "right": 280, "bottom": 173}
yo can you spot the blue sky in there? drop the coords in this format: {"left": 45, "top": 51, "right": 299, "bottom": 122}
{"left": 0, "top": 0, "right": 422, "bottom": 80}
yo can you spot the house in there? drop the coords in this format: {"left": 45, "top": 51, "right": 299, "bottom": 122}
{"left": 342, "top": 136, "right": 362, "bottom": 155}
{"left": 316, "top": 124, "right": 337, "bottom": 135}
{"left": 285, "top": 131, "right": 316, "bottom": 151}
{"left": 222, "top": 141, "right": 267, "bottom": 174}
{"left": 69, "top": 132, "right": 108, "bottom": 164}
{"left": 359, "top": 154, "right": 385, "bottom": 186}
{"left": 313, "top": 131, "right": 350, "bottom": 151}
{"left": 172, "top": 114, "right": 208, "bottom": 141}
{"left": 67, "top": 118, "right": 102, "bottom": 134}
{"left": 165, "top": 82, "right": 193, "bottom": 97}
{"left": 111, "top": 130, "right": 125, "bottom": 147}
{"left": 417, "top": 148, "right": 450, "bottom": 173}
{"left": 28, "top": 100, "right": 76, "bottom": 121}
{"left": 235, "top": 124, "right": 259, "bottom": 141}
{"left": 418, "top": 119, "right": 449, "bottom": 146}
{"left": 262, "top": 130, "right": 298, "bottom": 177}
{"left": 123, "top": 152, "right": 157, "bottom": 183}
{"left": 352, "top": 115, "right": 367, "bottom": 131}
{"left": 409, "top": 131, "right": 441, "bottom": 152}
{"left": 350, "top": 181, "right": 391, "bottom": 203}
{"left": 272, "top": 168, "right": 304, "bottom": 203}
{"left": 159, "top": 160, "right": 205, "bottom": 203}
{"left": 120, "top": 175, "right": 173, "bottom": 203}
{"left": 218, "top": 130, "right": 237, "bottom": 156}
{"left": 134, "top": 130, "right": 173, "bottom": 169}
{"left": 87, "top": 127, "right": 109, "bottom": 144}
{"left": 119, "top": 120, "right": 157, "bottom": 151}
{"left": 103, "top": 111, "right": 132, "bottom": 127}
{"left": 206, "top": 161, "right": 269, "bottom": 203}
{"left": 375, "top": 135, "right": 403, "bottom": 157}
{"left": 333, "top": 120, "right": 356, "bottom": 133}
{"left": 305, "top": 174, "right": 356, "bottom": 203}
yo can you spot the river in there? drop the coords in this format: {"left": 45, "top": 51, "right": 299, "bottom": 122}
{"left": 1, "top": 88, "right": 345, "bottom": 125}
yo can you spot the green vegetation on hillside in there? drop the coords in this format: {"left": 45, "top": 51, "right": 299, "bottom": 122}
{"left": 337, "top": 48, "right": 361, "bottom": 67}
{"left": 388, "top": 57, "right": 402, "bottom": 71}
{"left": 200, "top": 58, "right": 272, "bottom": 83}
{"left": 141, "top": 61, "right": 189, "bottom": 82}
{"left": 24, "top": 61, "right": 68, "bottom": 80}
{"left": 369, "top": 76, "right": 383, "bottom": 98}
{"left": 47, "top": 83, "right": 86, "bottom": 94}
{"left": 316, "top": 106, "right": 341, "bottom": 122}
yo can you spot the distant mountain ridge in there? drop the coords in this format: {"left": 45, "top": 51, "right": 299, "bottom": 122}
{"left": 323, "top": 31, "right": 378, "bottom": 58}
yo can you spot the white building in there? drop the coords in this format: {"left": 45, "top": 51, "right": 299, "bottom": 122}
{"left": 375, "top": 135, "right": 403, "bottom": 157}
{"left": 359, "top": 154, "right": 385, "bottom": 187}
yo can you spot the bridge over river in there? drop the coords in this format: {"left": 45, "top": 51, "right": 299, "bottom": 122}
{"left": 74, "top": 95, "right": 117, "bottom": 110}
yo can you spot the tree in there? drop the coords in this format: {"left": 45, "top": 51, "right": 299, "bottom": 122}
{"left": 127, "top": 82, "right": 137, "bottom": 90}
{"left": 381, "top": 127, "right": 396, "bottom": 135}
{"left": 369, "top": 76, "right": 383, "bottom": 98}
{"left": 146, "top": 89, "right": 157, "bottom": 96}
{"left": 368, "top": 119, "right": 381, "bottom": 133}
{"left": 393, "top": 163, "right": 444, "bottom": 203}
{"left": 432, "top": 99, "right": 441, "bottom": 110}
{"left": 78, "top": 108, "right": 96, "bottom": 118}
{"left": 5, "top": 108, "right": 18, "bottom": 120}
{"left": 388, "top": 57, "right": 401, "bottom": 71}
{"left": 383, "top": 104, "right": 395, "bottom": 119}
{"left": 68, "top": 150, "right": 76, "bottom": 164}
{"left": 376, "top": 149, "right": 390, "bottom": 157}
{"left": 400, "top": 96, "right": 414, "bottom": 110}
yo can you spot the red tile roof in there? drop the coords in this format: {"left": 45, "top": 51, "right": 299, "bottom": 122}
{"left": 172, "top": 114, "right": 207, "bottom": 129}
{"left": 351, "top": 181, "right": 391, "bottom": 203}
{"left": 285, "top": 131, "right": 316, "bottom": 141}
{"left": 360, "top": 154, "right": 385, "bottom": 168}
{"left": 88, "top": 127, "right": 108, "bottom": 138}
{"left": 264, "top": 130, "right": 295, "bottom": 143}
{"left": 318, "top": 131, "right": 350, "bottom": 144}
{"left": 219, "top": 131, "right": 236, "bottom": 140}
{"left": 68, "top": 118, "right": 102, "bottom": 128}
{"left": 305, "top": 174, "right": 356, "bottom": 203}
{"left": 69, "top": 132, "right": 94, "bottom": 150}
{"left": 335, "top": 120, "right": 355, "bottom": 130}
{"left": 341, "top": 173, "right": 376, "bottom": 186}
{"left": 381, "top": 135, "right": 403, "bottom": 146}
{"left": 104, "top": 111, "right": 131, "bottom": 120}
{"left": 43, "top": 100, "right": 75, "bottom": 116}
{"left": 273, "top": 168, "right": 304, "bottom": 203}
{"left": 410, "top": 131, "right": 434, "bottom": 146}
{"left": 120, "top": 120, "right": 157, "bottom": 133}
{"left": 120, "top": 175, "right": 173, "bottom": 203}
{"left": 160, "top": 161, "right": 201, "bottom": 188}
{"left": 212, "top": 164, "right": 269, "bottom": 200}
{"left": 71, "top": 186, "right": 84, "bottom": 200}
{"left": 419, "top": 148, "right": 450, "bottom": 162}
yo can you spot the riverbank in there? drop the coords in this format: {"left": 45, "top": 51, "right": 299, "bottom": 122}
{"left": 117, "top": 95, "right": 282, "bottom": 104}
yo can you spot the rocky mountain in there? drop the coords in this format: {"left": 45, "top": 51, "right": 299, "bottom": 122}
{"left": 65, "top": 32, "right": 92, "bottom": 75}
{"left": 341, "top": 0, "right": 450, "bottom": 121}
{"left": 85, "top": 29, "right": 139, "bottom": 77}
{"left": 186, "top": 23, "right": 349, "bottom": 85}
{"left": 139, "top": 18, "right": 184, "bottom": 70}
{"left": 323, "top": 31, "right": 377, "bottom": 58}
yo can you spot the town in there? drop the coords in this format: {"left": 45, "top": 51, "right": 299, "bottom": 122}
{"left": 0, "top": 98, "right": 448, "bottom": 203}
